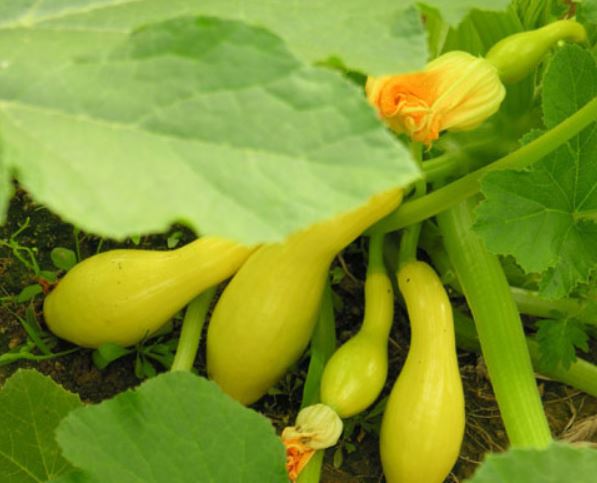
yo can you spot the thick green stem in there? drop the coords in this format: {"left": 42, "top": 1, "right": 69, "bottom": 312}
{"left": 170, "top": 287, "right": 216, "bottom": 372}
{"left": 453, "top": 310, "right": 597, "bottom": 399}
{"left": 438, "top": 198, "right": 552, "bottom": 448}
{"left": 371, "top": 96, "right": 597, "bottom": 234}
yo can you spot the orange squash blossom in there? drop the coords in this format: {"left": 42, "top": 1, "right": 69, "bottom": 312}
{"left": 366, "top": 51, "right": 506, "bottom": 143}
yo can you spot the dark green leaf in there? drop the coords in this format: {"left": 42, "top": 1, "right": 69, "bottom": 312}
{"left": 0, "top": 15, "right": 419, "bottom": 243}
{"left": 0, "top": 369, "right": 82, "bottom": 483}
{"left": 140, "top": 358, "right": 157, "bottom": 378}
{"left": 475, "top": 45, "right": 597, "bottom": 298}
{"left": 92, "top": 343, "right": 132, "bottom": 370}
{"left": 468, "top": 442, "right": 597, "bottom": 483}
{"left": 51, "top": 247, "right": 77, "bottom": 271}
{"left": 56, "top": 372, "right": 288, "bottom": 482}
{"left": 15, "top": 283, "right": 42, "bottom": 303}
{"left": 579, "top": 0, "right": 597, "bottom": 23}
{"left": 535, "top": 318, "right": 589, "bottom": 372}
{"left": 20, "top": 304, "right": 51, "bottom": 354}
{"left": 39, "top": 270, "right": 58, "bottom": 282}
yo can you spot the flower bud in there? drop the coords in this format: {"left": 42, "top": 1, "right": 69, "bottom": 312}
{"left": 366, "top": 51, "right": 505, "bottom": 144}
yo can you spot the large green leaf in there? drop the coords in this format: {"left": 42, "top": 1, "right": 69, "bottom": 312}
{"left": 0, "top": 1, "right": 514, "bottom": 241}
{"left": 56, "top": 372, "right": 288, "bottom": 483}
{"left": 0, "top": 369, "right": 82, "bottom": 483}
{"left": 0, "top": 0, "right": 509, "bottom": 77}
{"left": 468, "top": 442, "right": 597, "bottom": 482}
{"left": 0, "top": 15, "right": 420, "bottom": 243}
{"left": 475, "top": 45, "right": 597, "bottom": 298}
{"left": 0, "top": 0, "right": 427, "bottom": 75}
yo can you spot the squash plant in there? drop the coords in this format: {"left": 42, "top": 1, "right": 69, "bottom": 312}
{"left": 1, "top": 0, "right": 597, "bottom": 482}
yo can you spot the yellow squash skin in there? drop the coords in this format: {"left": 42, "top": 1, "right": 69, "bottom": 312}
{"left": 380, "top": 261, "right": 464, "bottom": 483}
{"left": 44, "top": 237, "right": 254, "bottom": 348}
{"left": 207, "top": 189, "right": 403, "bottom": 405}
{"left": 320, "top": 269, "right": 393, "bottom": 418}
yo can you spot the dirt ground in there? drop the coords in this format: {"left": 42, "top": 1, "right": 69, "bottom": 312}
{"left": 1, "top": 190, "right": 596, "bottom": 482}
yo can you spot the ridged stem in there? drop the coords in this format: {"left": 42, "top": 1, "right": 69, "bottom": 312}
{"left": 438, "top": 198, "right": 552, "bottom": 448}
{"left": 370, "top": 96, "right": 597, "bottom": 234}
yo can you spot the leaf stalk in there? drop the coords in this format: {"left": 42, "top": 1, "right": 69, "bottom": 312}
{"left": 438, "top": 198, "right": 552, "bottom": 448}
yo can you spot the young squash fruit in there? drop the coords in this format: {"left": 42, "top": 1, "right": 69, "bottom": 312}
{"left": 206, "top": 188, "right": 403, "bottom": 405}
{"left": 44, "top": 237, "right": 254, "bottom": 348}
{"left": 380, "top": 261, "right": 464, "bottom": 483}
{"left": 486, "top": 19, "right": 587, "bottom": 84}
{"left": 319, "top": 234, "right": 393, "bottom": 418}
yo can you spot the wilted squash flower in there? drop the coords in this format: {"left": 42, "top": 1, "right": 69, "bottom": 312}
{"left": 281, "top": 404, "right": 343, "bottom": 481}
{"left": 366, "top": 51, "right": 506, "bottom": 144}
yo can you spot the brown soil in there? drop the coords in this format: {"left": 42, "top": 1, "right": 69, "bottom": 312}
{"left": 1, "top": 190, "right": 596, "bottom": 482}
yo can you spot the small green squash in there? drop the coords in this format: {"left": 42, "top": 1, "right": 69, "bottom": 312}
{"left": 320, "top": 235, "right": 394, "bottom": 418}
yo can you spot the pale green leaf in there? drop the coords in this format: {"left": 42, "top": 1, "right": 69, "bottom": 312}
{"left": 421, "top": 0, "right": 510, "bottom": 26}
{"left": 468, "top": 442, "right": 597, "bottom": 482}
{"left": 0, "top": 15, "right": 420, "bottom": 243}
{"left": 56, "top": 372, "right": 288, "bottom": 483}
{"left": 0, "top": 0, "right": 427, "bottom": 77}
{"left": 475, "top": 45, "right": 597, "bottom": 298}
{"left": 0, "top": 1, "right": 514, "bottom": 78}
{"left": 0, "top": 369, "right": 82, "bottom": 483}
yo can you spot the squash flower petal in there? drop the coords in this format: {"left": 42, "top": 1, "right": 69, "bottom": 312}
{"left": 281, "top": 404, "right": 343, "bottom": 481}
{"left": 366, "top": 51, "right": 506, "bottom": 143}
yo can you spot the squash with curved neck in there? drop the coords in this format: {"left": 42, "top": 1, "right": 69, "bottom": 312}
{"left": 320, "top": 234, "right": 394, "bottom": 418}
{"left": 207, "top": 188, "right": 403, "bottom": 405}
{"left": 44, "top": 237, "right": 254, "bottom": 348}
{"left": 380, "top": 261, "right": 464, "bottom": 483}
